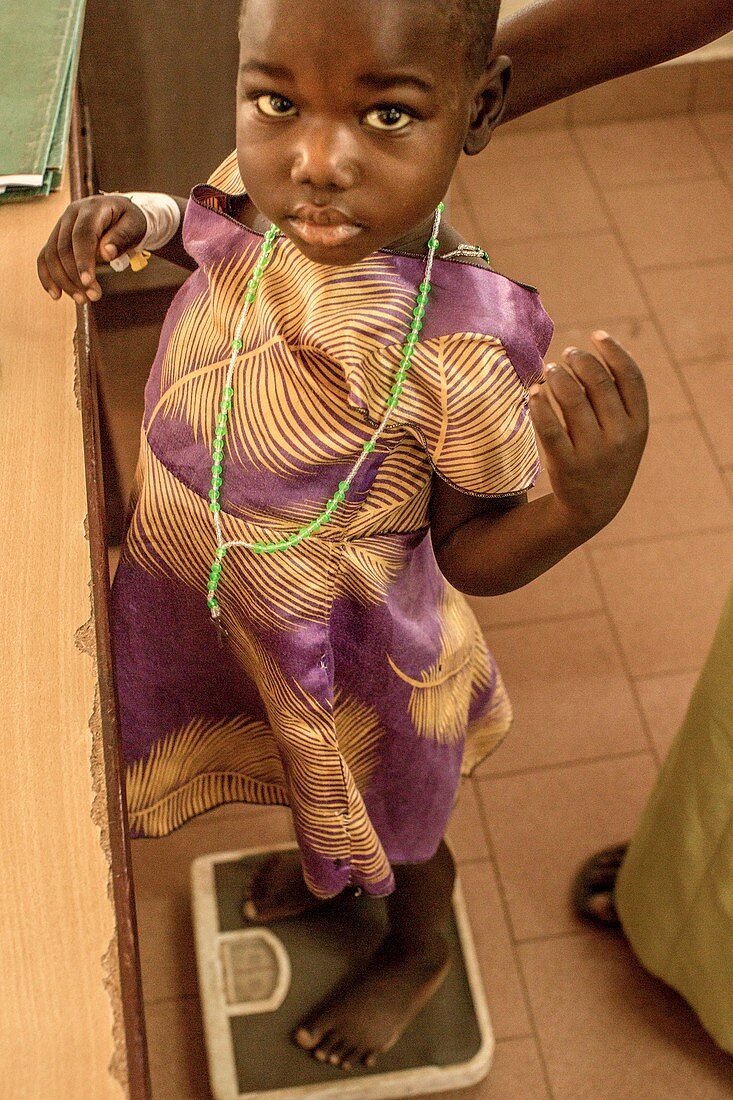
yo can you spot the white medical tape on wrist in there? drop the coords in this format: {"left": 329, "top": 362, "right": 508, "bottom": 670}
{"left": 108, "top": 192, "right": 182, "bottom": 271}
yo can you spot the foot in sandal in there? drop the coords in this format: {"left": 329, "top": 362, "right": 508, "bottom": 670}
{"left": 572, "top": 843, "right": 629, "bottom": 926}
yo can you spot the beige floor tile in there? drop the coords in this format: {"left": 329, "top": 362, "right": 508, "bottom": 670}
{"left": 490, "top": 233, "right": 645, "bottom": 326}
{"left": 474, "top": 614, "right": 647, "bottom": 777}
{"left": 458, "top": 860, "right": 534, "bottom": 1039}
{"left": 591, "top": 416, "right": 733, "bottom": 545}
{"left": 590, "top": 530, "right": 733, "bottom": 677}
{"left": 519, "top": 933, "right": 733, "bottom": 1100}
{"left": 423, "top": 1036, "right": 550, "bottom": 1100}
{"left": 501, "top": 99, "right": 570, "bottom": 133}
{"left": 574, "top": 116, "right": 719, "bottom": 188}
{"left": 680, "top": 358, "right": 733, "bottom": 467}
{"left": 133, "top": 805, "right": 294, "bottom": 1003}
{"left": 463, "top": 125, "right": 575, "bottom": 167}
{"left": 548, "top": 316, "right": 691, "bottom": 420}
{"left": 696, "top": 110, "right": 733, "bottom": 178}
{"left": 145, "top": 995, "right": 212, "bottom": 1100}
{"left": 467, "top": 546, "right": 602, "bottom": 630}
{"left": 463, "top": 155, "right": 608, "bottom": 242}
{"left": 478, "top": 756, "right": 658, "bottom": 939}
{"left": 694, "top": 61, "right": 733, "bottom": 113}
{"left": 635, "top": 670, "right": 700, "bottom": 761}
{"left": 606, "top": 179, "right": 733, "bottom": 269}
{"left": 220, "top": 801, "right": 291, "bottom": 835}
{"left": 447, "top": 780, "right": 490, "bottom": 863}
{"left": 641, "top": 260, "right": 733, "bottom": 362}
{"left": 567, "top": 64, "right": 694, "bottom": 125}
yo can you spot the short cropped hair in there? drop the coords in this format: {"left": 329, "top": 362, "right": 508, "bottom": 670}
{"left": 240, "top": 1, "right": 502, "bottom": 76}
{"left": 448, "top": 0, "right": 502, "bottom": 76}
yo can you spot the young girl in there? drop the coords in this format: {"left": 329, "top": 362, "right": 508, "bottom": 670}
{"left": 39, "top": 0, "right": 648, "bottom": 1073}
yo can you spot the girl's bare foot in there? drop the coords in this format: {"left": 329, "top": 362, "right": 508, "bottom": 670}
{"left": 294, "top": 932, "right": 451, "bottom": 1070}
{"left": 242, "top": 850, "right": 324, "bottom": 923}
{"left": 295, "top": 839, "right": 456, "bottom": 1071}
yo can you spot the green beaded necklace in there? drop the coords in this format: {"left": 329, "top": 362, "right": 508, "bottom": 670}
{"left": 206, "top": 202, "right": 445, "bottom": 621}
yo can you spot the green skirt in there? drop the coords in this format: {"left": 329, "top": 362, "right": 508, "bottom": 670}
{"left": 616, "top": 581, "right": 733, "bottom": 1053}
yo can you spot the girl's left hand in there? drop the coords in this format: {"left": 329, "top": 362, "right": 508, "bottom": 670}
{"left": 528, "top": 332, "right": 649, "bottom": 538}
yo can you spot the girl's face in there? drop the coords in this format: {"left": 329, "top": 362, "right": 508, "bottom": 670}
{"left": 236, "top": 0, "right": 507, "bottom": 265}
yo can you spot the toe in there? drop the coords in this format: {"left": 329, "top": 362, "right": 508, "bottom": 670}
{"left": 242, "top": 899, "right": 258, "bottom": 922}
{"left": 354, "top": 1046, "right": 374, "bottom": 1069}
{"left": 587, "top": 891, "right": 618, "bottom": 923}
{"left": 322, "top": 1034, "right": 348, "bottom": 1064}
{"left": 294, "top": 1025, "right": 323, "bottom": 1051}
{"left": 364, "top": 1051, "right": 377, "bottom": 1069}
{"left": 340, "top": 1048, "right": 358, "bottom": 1072}
{"left": 312, "top": 1031, "right": 339, "bottom": 1062}
{"left": 327, "top": 1041, "right": 347, "bottom": 1066}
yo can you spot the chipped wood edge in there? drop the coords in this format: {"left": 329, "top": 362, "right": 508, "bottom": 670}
{"left": 70, "top": 89, "right": 152, "bottom": 1100}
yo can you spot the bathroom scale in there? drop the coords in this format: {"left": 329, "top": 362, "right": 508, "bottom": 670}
{"left": 191, "top": 843, "right": 494, "bottom": 1100}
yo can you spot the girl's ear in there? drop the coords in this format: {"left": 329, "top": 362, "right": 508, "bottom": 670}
{"left": 464, "top": 55, "right": 512, "bottom": 156}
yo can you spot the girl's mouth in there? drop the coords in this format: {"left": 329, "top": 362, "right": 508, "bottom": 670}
{"left": 287, "top": 205, "right": 364, "bottom": 248}
{"left": 287, "top": 217, "right": 363, "bottom": 248}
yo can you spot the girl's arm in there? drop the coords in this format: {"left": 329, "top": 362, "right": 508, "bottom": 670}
{"left": 430, "top": 334, "right": 648, "bottom": 596}
{"left": 38, "top": 194, "right": 195, "bottom": 303}
{"left": 496, "top": 0, "right": 733, "bottom": 123}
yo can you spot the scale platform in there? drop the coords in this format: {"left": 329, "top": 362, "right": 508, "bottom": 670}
{"left": 191, "top": 843, "right": 494, "bottom": 1100}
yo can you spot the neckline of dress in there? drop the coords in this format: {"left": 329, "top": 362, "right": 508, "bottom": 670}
{"left": 191, "top": 185, "right": 494, "bottom": 275}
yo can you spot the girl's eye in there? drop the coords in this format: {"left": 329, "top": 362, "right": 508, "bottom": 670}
{"left": 363, "top": 107, "right": 412, "bottom": 131}
{"left": 256, "top": 94, "right": 297, "bottom": 117}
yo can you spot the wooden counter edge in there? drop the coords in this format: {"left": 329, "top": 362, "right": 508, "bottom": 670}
{"left": 69, "top": 93, "right": 152, "bottom": 1100}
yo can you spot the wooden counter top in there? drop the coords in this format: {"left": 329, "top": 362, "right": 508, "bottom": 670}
{"left": 0, "top": 166, "right": 145, "bottom": 1096}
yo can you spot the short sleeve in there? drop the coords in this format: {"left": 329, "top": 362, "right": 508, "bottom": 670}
{"left": 347, "top": 331, "right": 540, "bottom": 497}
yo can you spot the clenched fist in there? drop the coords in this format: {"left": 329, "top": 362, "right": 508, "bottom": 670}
{"left": 37, "top": 194, "right": 147, "bottom": 303}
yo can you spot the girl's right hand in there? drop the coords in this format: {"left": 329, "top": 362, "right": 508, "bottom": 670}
{"left": 37, "top": 194, "right": 147, "bottom": 303}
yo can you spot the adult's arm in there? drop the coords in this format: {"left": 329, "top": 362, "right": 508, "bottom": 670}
{"left": 496, "top": 0, "right": 733, "bottom": 122}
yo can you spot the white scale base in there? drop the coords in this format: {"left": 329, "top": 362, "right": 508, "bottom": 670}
{"left": 192, "top": 843, "right": 494, "bottom": 1100}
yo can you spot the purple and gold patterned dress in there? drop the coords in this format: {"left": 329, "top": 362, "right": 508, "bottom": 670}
{"left": 112, "top": 154, "right": 552, "bottom": 899}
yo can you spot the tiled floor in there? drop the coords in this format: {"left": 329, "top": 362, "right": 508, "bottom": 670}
{"left": 130, "top": 109, "right": 733, "bottom": 1098}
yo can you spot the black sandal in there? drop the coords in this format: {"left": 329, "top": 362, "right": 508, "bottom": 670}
{"left": 572, "top": 843, "right": 628, "bottom": 927}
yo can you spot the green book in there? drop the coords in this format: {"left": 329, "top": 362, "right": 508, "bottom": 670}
{"left": 0, "top": 0, "right": 85, "bottom": 196}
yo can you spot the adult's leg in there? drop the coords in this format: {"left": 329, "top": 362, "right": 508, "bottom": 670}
{"left": 574, "top": 581, "right": 733, "bottom": 1053}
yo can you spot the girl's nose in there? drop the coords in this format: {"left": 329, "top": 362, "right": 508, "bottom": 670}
{"left": 290, "top": 122, "right": 359, "bottom": 191}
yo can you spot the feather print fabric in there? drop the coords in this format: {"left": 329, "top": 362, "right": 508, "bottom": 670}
{"left": 111, "top": 153, "right": 552, "bottom": 898}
